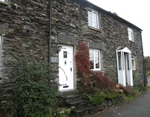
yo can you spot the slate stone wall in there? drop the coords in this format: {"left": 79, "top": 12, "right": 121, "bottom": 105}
{"left": 0, "top": 0, "right": 49, "bottom": 83}
{"left": 0, "top": 0, "right": 145, "bottom": 86}
{"left": 51, "top": 0, "right": 145, "bottom": 85}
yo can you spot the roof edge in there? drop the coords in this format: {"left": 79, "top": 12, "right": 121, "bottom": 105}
{"left": 73, "top": 0, "right": 143, "bottom": 31}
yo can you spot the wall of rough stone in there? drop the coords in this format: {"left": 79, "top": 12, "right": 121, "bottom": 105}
{"left": 51, "top": 0, "right": 145, "bottom": 86}
{"left": 0, "top": 0, "right": 145, "bottom": 87}
{"left": 0, "top": 0, "right": 49, "bottom": 83}
{"left": 100, "top": 13, "right": 144, "bottom": 83}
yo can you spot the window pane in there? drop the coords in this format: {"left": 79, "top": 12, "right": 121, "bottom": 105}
{"left": 88, "top": 11, "right": 92, "bottom": 27}
{"left": 93, "top": 12, "right": 97, "bottom": 28}
{"left": 128, "top": 28, "right": 133, "bottom": 41}
{"left": 95, "top": 51, "right": 100, "bottom": 69}
{"left": 129, "top": 32, "right": 132, "bottom": 40}
{"left": 132, "top": 57, "right": 135, "bottom": 70}
{"left": 132, "top": 59, "right": 134, "bottom": 69}
{"left": 131, "top": 32, "right": 134, "bottom": 41}
{"left": 118, "top": 52, "right": 122, "bottom": 70}
{"left": 89, "top": 50, "right": 94, "bottom": 69}
{"left": 127, "top": 54, "right": 130, "bottom": 70}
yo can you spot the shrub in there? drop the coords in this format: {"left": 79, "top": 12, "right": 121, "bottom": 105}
{"left": 75, "top": 42, "right": 115, "bottom": 94}
{"left": 75, "top": 42, "right": 91, "bottom": 86}
{"left": 122, "top": 86, "right": 132, "bottom": 96}
{"left": 86, "top": 91, "right": 121, "bottom": 105}
{"left": 82, "top": 72, "right": 116, "bottom": 94}
{"left": 2, "top": 62, "right": 57, "bottom": 117}
{"left": 92, "top": 72, "right": 115, "bottom": 91}
{"left": 134, "top": 82, "right": 148, "bottom": 92}
{"left": 116, "top": 84, "right": 135, "bottom": 96}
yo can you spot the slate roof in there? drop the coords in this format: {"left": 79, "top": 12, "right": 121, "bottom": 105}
{"left": 71, "top": 0, "right": 142, "bottom": 31}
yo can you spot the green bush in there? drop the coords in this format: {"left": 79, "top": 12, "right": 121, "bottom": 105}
{"left": 85, "top": 91, "right": 121, "bottom": 105}
{"left": 4, "top": 62, "right": 57, "bottom": 117}
{"left": 146, "top": 71, "right": 150, "bottom": 75}
{"left": 134, "top": 82, "right": 148, "bottom": 92}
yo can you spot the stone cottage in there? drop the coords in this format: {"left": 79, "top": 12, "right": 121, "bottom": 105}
{"left": 0, "top": 0, "right": 146, "bottom": 92}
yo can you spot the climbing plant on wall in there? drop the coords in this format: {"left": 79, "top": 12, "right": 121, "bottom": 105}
{"left": 75, "top": 42, "right": 91, "bottom": 86}
{"left": 75, "top": 42, "right": 115, "bottom": 93}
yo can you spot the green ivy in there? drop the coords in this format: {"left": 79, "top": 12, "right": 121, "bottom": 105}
{"left": 4, "top": 62, "right": 57, "bottom": 117}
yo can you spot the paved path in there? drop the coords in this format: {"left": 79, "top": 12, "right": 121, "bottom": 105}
{"left": 89, "top": 77, "right": 150, "bottom": 117}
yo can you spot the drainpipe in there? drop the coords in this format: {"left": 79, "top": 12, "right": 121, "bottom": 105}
{"left": 144, "top": 58, "right": 147, "bottom": 86}
{"left": 48, "top": 0, "right": 52, "bottom": 63}
{"left": 140, "top": 31, "right": 147, "bottom": 86}
{"left": 47, "top": 0, "right": 52, "bottom": 84}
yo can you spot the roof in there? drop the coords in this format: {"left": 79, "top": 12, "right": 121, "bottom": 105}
{"left": 116, "top": 47, "right": 131, "bottom": 53}
{"left": 71, "top": 0, "right": 143, "bottom": 31}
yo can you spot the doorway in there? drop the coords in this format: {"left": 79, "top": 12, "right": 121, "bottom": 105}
{"left": 59, "top": 45, "right": 74, "bottom": 92}
{"left": 116, "top": 47, "right": 133, "bottom": 86}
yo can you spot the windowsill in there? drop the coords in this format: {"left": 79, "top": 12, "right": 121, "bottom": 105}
{"left": 0, "top": 1, "right": 9, "bottom": 6}
{"left": 129, "top": 40, "right": 135, "bottom": 43}
{"left": 90, "top": 70, "right": 105, "bottom": 74}
{"left": 88, "top": 26, "right": 102, "bottom": 32}
{"left": 90, "top": 69, "right": 101, "bottom": 71}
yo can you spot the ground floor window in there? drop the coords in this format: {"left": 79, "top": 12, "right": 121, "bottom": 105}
{"left": 132, "top": 56, "right": 136, "bottom": 70}
{"left": 89, "top": 49, "right": 101, "bottom": 70}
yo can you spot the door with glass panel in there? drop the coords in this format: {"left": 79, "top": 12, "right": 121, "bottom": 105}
{"left": 116, "top": 47, "right": 133, "bottom": 86}
{"left": 59, "top": 45, "right": 74, "bottom": 92}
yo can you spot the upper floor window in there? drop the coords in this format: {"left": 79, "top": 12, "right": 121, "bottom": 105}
{"left": 89, "top": 49, "right": 101, "bottom": 70}
{"left": 88, "top": 10, "right": 99, "bottom": 29}
{"left": 128, "top": 27, "right": 134, "bottom": 41}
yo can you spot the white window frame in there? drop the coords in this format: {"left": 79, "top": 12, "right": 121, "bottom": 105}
{"left": 88, "top": 10, "right": 99, "bottom": 29}
{"left": 89, "top": 49, "right": 101, "bottom": 71}
{"left": 131, "top": 56, "right": 136, "bottom": 70}
{"left": 128, "top": 27, "right": 134, "bottom": 41}
{"left": 0, "top": 0, "right": 5, "bottom": 2}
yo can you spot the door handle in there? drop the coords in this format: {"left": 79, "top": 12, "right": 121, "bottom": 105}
{"left": 70, "top": 68, "right": 72, "bottom": 71}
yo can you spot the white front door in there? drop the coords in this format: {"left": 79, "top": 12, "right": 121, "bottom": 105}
{"left": 124, "top": 53, "right": 131, "bottom": 86}
{"left": 116, "top": 47, "right": 133, "bottom": 86}
{"left": 59, "top": 45, "right": 74, "bottom": 92}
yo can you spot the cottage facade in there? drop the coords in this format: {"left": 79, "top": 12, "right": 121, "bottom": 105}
{"left": 0, "top": 0, "right": 145, "bottom": 92}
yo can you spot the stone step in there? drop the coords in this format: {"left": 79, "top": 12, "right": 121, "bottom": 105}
{"left": 71, "top": 106, "right": 98, "bottom": 117}
{"left": 59, "top": 90, "right": 79, "bottom": 98}
{"left": 66, "top": 98, "right": 87, "bottom": 107}
{"left": 65, "top": 94, "right": 81, "bottom": 100}
{"left": 66, "top": 97, "right": 82, "bottom": 103}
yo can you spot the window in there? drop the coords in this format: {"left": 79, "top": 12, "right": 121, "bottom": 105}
{"left": 89, "top": 49, "right": 101, "bottom": 70}
{"left": 88, "top": 10, "right": 99, "bottom": 29}
{"left": 128, "top": 27, "right": 134, "bottom": 41}
{"left": 0, "top": 0, "right": 5, "bottom": 2}
{"left": 118, "top": 52, "right": 122, "bottom": 70}
{"left": 131, "top": 56, "right": 136, "bottom": 70}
